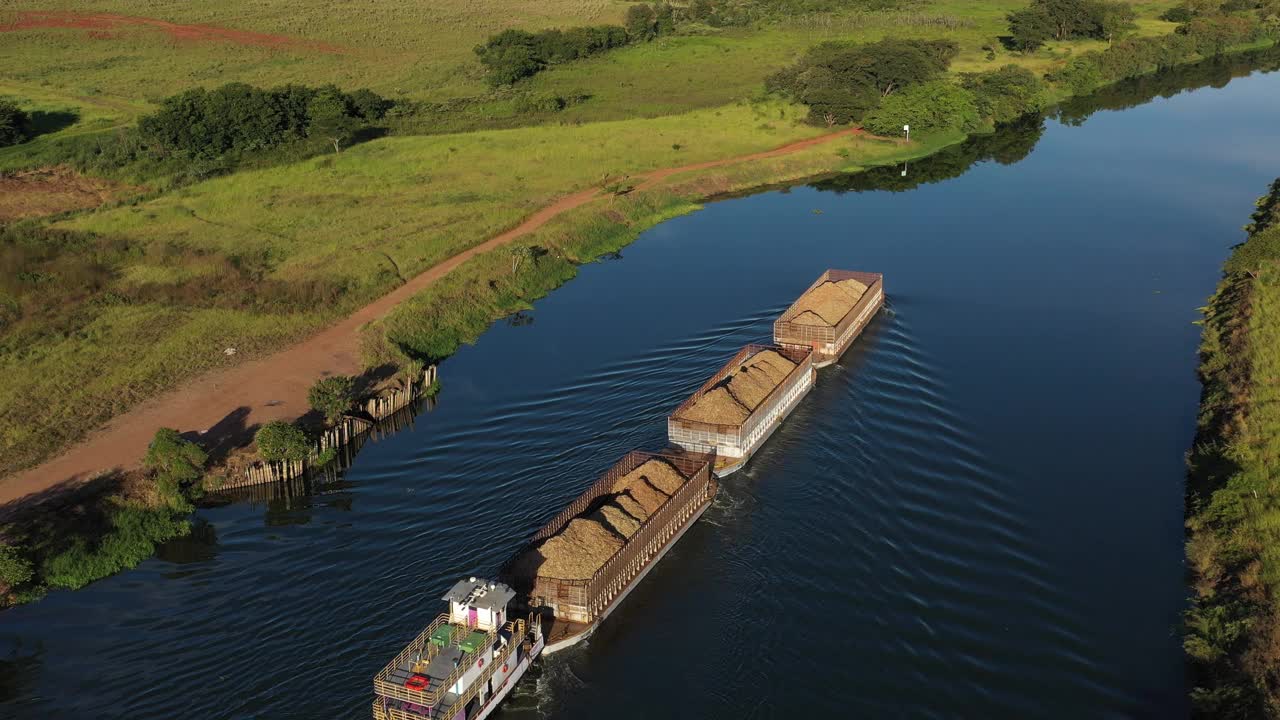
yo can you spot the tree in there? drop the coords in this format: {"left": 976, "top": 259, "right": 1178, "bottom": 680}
{"left": 961, "top": 65, "right": 1050, "bottom": 124}
{"left": 1007, "top": 7, "right": 1055, "bottom": 50}
{"left": 767, "top": 38, "right": 958, "bottom": 125}
{"left": 861, "top": 81, "right": 981, "bottom": 137}
{"left": 144, "top": 427, "right": 207, "bottom": 507}
{"left": 0, "top": 99, "right": 31, "bottom": 147}
{"left": 308, "top": 375, "right": 356, "bottom": 424}
{"left": 308, "top": 86, "right": 358, "bottom": 153}
{"left": 255, "top": 421, "right": 311, "bottom": 463}
{"left": 654, "top": 3, "right": 677, "bottom": 35}
{"left": 626, "top": 4, "right": 658, "bottom": 42}
{"left": 347, "top": 88, "right": 393, "bottom": 120}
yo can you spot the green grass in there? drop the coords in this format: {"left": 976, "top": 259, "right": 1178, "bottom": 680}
{"left": 1185, "top": 179, "right": 1280, "bottom": 717}
{"left": 0, "top": 0, "right": 1223, "bottom": 481}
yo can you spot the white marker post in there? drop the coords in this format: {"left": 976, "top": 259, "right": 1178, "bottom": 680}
{"left": 903, "top": 124, "right": 910, "bottom": 143}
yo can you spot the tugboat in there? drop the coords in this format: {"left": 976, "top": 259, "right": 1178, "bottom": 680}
{"left": 372, "top": 578, "right": 544, "bottom": 720}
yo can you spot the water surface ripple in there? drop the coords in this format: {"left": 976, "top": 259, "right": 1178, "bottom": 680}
{"left": 3, "top": 54, "right": 1280, "bottom": 720}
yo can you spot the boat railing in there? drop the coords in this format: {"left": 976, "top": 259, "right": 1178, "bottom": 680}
{"left": 431, "top": 619, "right": 526, "bottom": 720}
{"left": 773, "top": 269, "right": 884, "bottom": 347}
{"left": 372, "top": 614, "right": 494, "bottom": 708}
{"left": 666, "top": 344, "right": 813, "bottom": 452}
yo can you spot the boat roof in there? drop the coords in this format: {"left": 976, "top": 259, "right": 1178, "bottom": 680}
{"left": 442, "top": 578, "right": 515, "bottom": 611}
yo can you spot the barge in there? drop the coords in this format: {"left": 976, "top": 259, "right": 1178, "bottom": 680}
{"left": 502, "top": 450, "right": 717, "bottom": 654}
{"left": 372, "top": 578, "right": 544, "bottom": 720}
{"left": 773, "top": 269, "right": 884, "bottom": 368}
{"left": 667, "top": 344, "right": 815, "bottom": 475}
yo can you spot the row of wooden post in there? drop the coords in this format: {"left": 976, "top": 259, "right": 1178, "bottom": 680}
{"left": 220, "top": 365, "right": 437, "bottom": 490}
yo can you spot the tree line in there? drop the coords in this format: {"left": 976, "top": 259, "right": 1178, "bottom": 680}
{"left": 767, "top": 38, "right": 1050, "bottom": 135}
{"left": 138, "top": 83, "right": 392, "bottom": 160}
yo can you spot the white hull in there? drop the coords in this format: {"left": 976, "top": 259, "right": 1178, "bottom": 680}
{"left": 472, "top": 634, "right": 544, "bottom": 720}
{"left": 715, "top": 377, "right": 814, "bottom": 478}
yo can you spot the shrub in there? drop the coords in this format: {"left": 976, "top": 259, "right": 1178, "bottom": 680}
{"left": 144, "top": 427, "right": 207, "bottom": 508}
{"left": 255, "top": 421, "right": 311, "bottom": 463}
{"left": 861, "top": 80, "right": 981, "bottom": 136}
{"left": 0, "top": 99, "right": 31, "bottom": 147}
{"left": 0, "top": 544, "right": 34, "bottom": 591}
{"left": 42, "top": 506, "right": 190, "bottom": 590}
{"left": 308, "top": 375, "right": 356, "bottom": 423}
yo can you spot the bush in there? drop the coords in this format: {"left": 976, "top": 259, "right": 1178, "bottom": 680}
{"left": 0, "top": 544, "right": 34, "bottom": 591}
{"left": 255, "top": 420, "right": 311, "bottom": 463}
{"left": 961, "top": 65, "right": 1050, "bottom": 123}
{"left": 861, "top": 80, "right": 981, "bottom": 136}
{"left": 42, "top": 505, "right": 190, "bottom": 590}
{"left": 0, "top": 98, "right": 31, "bottom": 147}
{"left": 144, "top": 427, "right": 207, "bottom": 508}
{"left": 308, "top": 375, "right": 355, "bottom": 423}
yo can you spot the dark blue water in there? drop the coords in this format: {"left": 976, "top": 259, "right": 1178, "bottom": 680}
{"left": 4, "top": 54, "right": 1280, "bottom": 719}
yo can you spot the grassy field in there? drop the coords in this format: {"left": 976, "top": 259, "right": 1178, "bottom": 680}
{"left": 0, "top": 0, "right": 1210, "bottom": 481}
{"left": 1185, "top": 179, "right": 1280, "bottom": 716}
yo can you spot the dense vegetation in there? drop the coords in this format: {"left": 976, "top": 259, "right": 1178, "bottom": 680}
{"left": 1050, "top": 12, "right": 1275, "bottom": 94}
{"left": 0, "top": 428, "right": 205, "bottom": 605}
{"left": 1185, "top": 177, "right": 1280, "bottom": 718}
{"left": 0, "top": 99, "right": 31, "bottom": 147}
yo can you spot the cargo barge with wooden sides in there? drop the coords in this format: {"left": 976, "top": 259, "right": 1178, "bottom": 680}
{"left": 667, "top": 344, "right": 815, "bottom": 475}
{"left": 372, "top": 578, "right": 544, "bottom": 720}
{"left": 501, "top": 450, "right": 717, "bottom": 654}
{"left": 774, "top": 269, "right": 884, "bottom": 368}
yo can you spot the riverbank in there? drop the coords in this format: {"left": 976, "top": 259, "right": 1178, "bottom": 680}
{"left": 0, "top": 40, "right": 1276, "bottom": 615}
{"left": 1185, "top": 177, "right": 1280, "bottom": 718}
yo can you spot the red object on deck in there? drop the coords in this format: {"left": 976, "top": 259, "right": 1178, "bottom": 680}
{"left": 405, "top": 674, "right": 429, "bottom": 691}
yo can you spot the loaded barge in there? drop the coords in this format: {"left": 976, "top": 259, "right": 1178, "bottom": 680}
{"left": 502, "top": 450, "right": 717, "bottom": 653}
{"left": 774, "top": 269, "right": 884, "bottom": 368}
{"left": 371, "top": 269, "right": 882, "bottom": 717}
{"left": 668, "top": 344, "right": 815, "bottom": 476}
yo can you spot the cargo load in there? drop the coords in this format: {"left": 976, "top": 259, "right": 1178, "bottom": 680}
{"left": 773, "top": 269, "right": 884, "bottom": 367}
{"left": 502, "top": 451, "right": 716, "bottom": 650}
{"left": 667, "top": 344, "right": 814, "bottom": 473}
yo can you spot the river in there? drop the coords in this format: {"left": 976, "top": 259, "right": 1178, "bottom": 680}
{"left": 4, "top": 51, "right": 1280, "bottom": 719}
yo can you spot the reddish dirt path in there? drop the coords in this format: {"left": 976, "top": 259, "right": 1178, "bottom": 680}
{"left": 0, "top": 11, "right": 346, "bottom": 53}
{"left": 0, "top": 127, "right": 863, "bottom": 508}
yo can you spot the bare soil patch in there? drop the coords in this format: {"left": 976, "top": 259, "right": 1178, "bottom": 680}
{"left": 0, "top": 166, "right": 133, "bottom": 222}
{"left": 0, "top": 11, "right": 346, "bottom": 53}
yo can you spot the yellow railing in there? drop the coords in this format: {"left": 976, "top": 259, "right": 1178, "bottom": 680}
{"left": 372, "top": 614, "right": 493, "bottom": 708}
{"left": 434, "top": 619, "right": 525, "bottom": 720}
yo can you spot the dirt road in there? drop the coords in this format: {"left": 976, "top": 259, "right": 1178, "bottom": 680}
{"left": 0, "top": 127, "right": 862, "bottom": 507}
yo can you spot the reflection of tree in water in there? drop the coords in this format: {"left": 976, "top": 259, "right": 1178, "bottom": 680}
{"left": 0, "top": 642, "right": 43, "bottom": 704}
{"left": 811, "top": 45, "right": 1280, "bottom": 197}
{"left": 1056, "top": 46, "right": 1280, "bottom": 126}
{"left": 811, "top": 116, "right": 1047, "bottom": 195}
{"left": 155, "top": 517, "right": 219, "bottom": 566}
